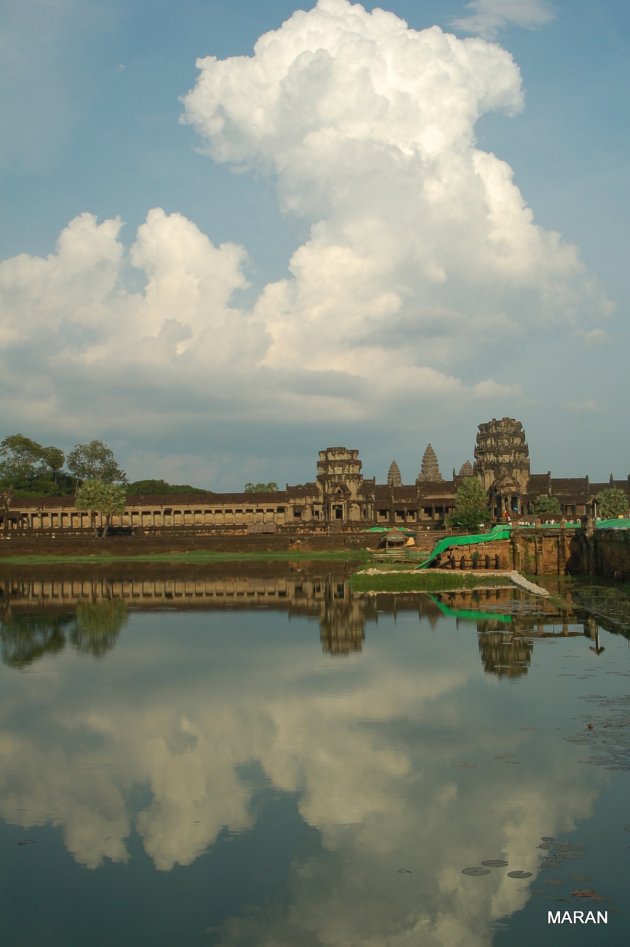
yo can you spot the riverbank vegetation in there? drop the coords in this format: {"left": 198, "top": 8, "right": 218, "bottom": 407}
{"left": 0, "top": 549, "right": 369, "bottom": 566}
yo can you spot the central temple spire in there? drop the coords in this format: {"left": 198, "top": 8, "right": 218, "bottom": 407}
{"left": 418, "top": 443, "right": 443, "bottom": 481}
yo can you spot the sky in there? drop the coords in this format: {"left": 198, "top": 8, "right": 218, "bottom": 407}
{"left": 1, "top": 0, "right": 628, "bottom": 490}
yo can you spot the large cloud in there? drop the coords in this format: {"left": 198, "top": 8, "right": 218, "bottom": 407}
{"left": 0, "top": 0, "right": 609, "bottom": 477}
{"left": 183, "top": 0, "right": 594, "bottom": 381}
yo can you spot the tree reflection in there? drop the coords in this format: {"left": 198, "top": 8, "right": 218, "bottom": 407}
{"left": 0, "top": 613, "right": 72, "bottom": 668}
{"left": 1, "top": 599, "right": 127, "bottom": 667}
{"left": 70, "top": 600, "right": 128, "bottom": 657}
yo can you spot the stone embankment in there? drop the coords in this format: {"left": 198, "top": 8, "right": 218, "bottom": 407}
{"left": 507, "top": 571, "right": 550, "bottom": 597}
{"left": 0, "top": 531, "right": 370, "bottom": 559}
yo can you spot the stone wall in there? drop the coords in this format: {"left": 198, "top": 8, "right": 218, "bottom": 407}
{"left": 0, "top": 531, "right": 371, "bottom": 559}
{"left": 3, "top": 523, "right": 629, "bottom": 579}
{"left": 437, "top": 528, "right": 586, "bottom": 576}
{"left": 592, "top": 530, "right": 630, "bottom": 580}
{"left": 511, "top": 529, "right": 583, "bottom": 576}
{"left": 435, "top": 540, "right": 513, "bottom": 570}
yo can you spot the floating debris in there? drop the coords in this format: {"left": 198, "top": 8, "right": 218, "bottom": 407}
{"left": 396, "top": 868, "right": 413, "bottom": 874}
{"left": 462, "top": 867, "right": 491, "bottom": 876}
{"left": 540, "top": 842, "right": 586, "bottom": 858}
{"left": 572, "top": 889, "right": 605, "bottom": 901}
{"left": 17, "top": 839, "right": 35, "bottom": 846}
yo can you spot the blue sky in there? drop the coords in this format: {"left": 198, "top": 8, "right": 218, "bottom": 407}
{"left": 1, "top": 0, "right": 628, "bottom": 489}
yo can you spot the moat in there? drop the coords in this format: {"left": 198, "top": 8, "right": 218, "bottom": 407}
{"left": 1, "top": 565, "right": 629, "bottom": 946}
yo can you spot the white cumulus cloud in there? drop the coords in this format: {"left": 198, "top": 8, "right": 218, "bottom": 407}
{"left": 183, "top": 0, "right": 601, "bottom": 382}
{"left": 0, "top": 0, "right": 610, "bottom": 464}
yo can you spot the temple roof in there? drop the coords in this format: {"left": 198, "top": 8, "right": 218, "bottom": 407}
{"left": 549, "top": 477, "right": 589, "bottom": 496}
{"left": 417, "top": 480, "right": 456, "bottom": 497}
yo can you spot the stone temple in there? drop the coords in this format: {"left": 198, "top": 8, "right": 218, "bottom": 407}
{"left": 2, "top": 418, "right": 629, "bottom": 534}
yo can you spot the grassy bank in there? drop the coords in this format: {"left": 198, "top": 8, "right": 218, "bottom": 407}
{"left": 349, "top": 571, "right": 515, "bottom": 593}
{"left": 0, "top": 549, "right": 369, "bottom": 567}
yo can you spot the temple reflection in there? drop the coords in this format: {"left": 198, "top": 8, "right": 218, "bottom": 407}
{"left": 0, "top": 568, "right": 606, "bottom": 672}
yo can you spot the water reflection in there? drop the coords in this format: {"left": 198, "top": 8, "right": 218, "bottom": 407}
{"left": 0, "top": 569, "right": 627, "bottom": 945}
{"left": 0, "top": 598, "right": 127, "bottom": 666}
{"left": 0, "top": 569, "right": 615, "bottom": 677}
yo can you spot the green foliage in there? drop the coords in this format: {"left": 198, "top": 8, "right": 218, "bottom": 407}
{"left": 243, "top": 482, "right": 279, "bottom": 493}
{"left": 597, "top": 487, "right": 630, "bottom": 519}
{"left": 350, "top": 571, "right": 513, "bottom": 593}
{"left": 75, "top": 479, "right": 127, "bottom": 536}
{"left": 67, "top": 440, "right": 126, "bottom": 486}
{"left": 533, "top": 494, "right": 562, "bottom": 518}
{"left": 0, "top": 550, "right": 368, "bottom": 565}
{"left": 0, "top": 434, "right": 71, "bottom": 494}
{"left": 126, "top": 479, "right": 209, "bottom": 496}
{"left": 448, "top": 477, "right": 490, "bottom": 531}
{"left": 11, "top": 475, "right": 73, "bottom": 496}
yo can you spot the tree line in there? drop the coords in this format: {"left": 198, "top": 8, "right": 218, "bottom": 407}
{"left": 0, "top": 434, "right": 130, "bottom": 535}
{"left": 0, "top": 434, "right": 126, "bottom": 496}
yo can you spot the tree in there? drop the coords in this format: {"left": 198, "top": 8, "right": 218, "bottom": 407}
{"left": 448, "top": 477, "right": 490, "bottom": 531}
{"left": 596, "top": 487, "right": 629, "bottom": 520}
{"left": 67, "top": 440, "right": 126, "bottom": 487}
{"left": 243, "top": 482, "right": 279, "bottom": 493}
{"left": 0, "top": 434, "right": 71, "bottom": 494}
{"left": 533, "top": 495, "right": 562, "bottom": 519}
{"left": 126, "top": 479, "right": 209, "bottom": 496}
{"left": 75, "top": 479, "right": 127, "bottom": 536}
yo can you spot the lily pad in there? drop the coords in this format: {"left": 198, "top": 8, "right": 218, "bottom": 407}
{"left": 507, "top": 870, "right": 533, "bottom": 879}
{"left": 481, "top": 859, "right": 508, "bottom": 868}
{"left": 462, "top": 867, "right": 491, "bottom": 876}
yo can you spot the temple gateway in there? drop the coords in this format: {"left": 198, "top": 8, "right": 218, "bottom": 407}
{"left": 2, "top": 418, "right": 629, "bottom": 533}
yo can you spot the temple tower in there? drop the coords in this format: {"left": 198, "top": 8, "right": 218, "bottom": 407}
{"left": 316, "top": 448, "right": 365, "bottom": 525}
{"left": 418, "top": 443, "right": 442, "bottom": 481}
{"left": 474, "top": 418, "right": 530, "bottom": 518}
{"left": 387, "top": 460, "right": 402, "bottom": 488}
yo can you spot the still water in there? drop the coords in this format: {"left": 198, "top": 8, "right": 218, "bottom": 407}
{"left": 1, "top": 568, "right": 629, "bottom": 946}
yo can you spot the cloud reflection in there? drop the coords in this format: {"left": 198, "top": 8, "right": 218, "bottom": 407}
{"left": 0, "top": 605, "right": 606, "bottom": 943}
